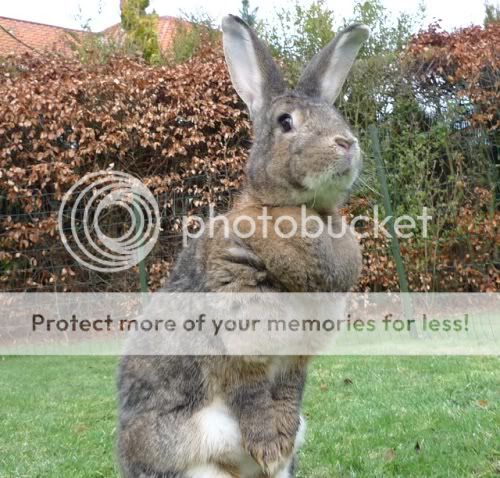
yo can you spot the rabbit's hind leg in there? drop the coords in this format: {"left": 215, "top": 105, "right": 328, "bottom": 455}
{"left": 121, "top": 462, "right": 186, "bottom": 477}
{"left": 278, "top": 454, "right": 298, "bottom": 478}
{"left": 185, "top": 464, "right": 238, "bottom": 478}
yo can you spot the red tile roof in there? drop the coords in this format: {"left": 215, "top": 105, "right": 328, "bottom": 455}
{"left": 0, "top": 16, "right": 83, "bottom": 55}
{"left": 103, "top": 16, "right": 186, "bottom": 54}
{"left": 0, "top": 15, "right": 185, "bottom": 56}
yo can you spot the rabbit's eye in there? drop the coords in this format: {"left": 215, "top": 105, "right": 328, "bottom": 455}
{"left": 277, "top": 113, "right": 293, "bottom": 133}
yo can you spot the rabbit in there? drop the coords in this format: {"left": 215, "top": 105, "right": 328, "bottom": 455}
{"left": 118, "top": 14, "right": 369, "bottom": 478}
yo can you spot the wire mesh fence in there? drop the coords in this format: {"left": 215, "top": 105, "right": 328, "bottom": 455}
{"left": 0, "top": 186, "right": 236, "bottom": 292}
{"left": 1, "top": 170, "right": 497, "bottom": 293}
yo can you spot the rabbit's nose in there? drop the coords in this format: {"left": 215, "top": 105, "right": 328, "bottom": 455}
{"left": 334, "top": 136, "right": 355, "bottom": 152}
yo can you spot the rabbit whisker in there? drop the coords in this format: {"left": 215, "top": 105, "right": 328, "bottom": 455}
{"left": 356, "top": 177, "right": 382, "bottom": 197}
{"left": 311, "top": 189, "right": 318, "bottom": 208}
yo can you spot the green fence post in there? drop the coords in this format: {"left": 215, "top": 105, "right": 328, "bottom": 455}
{"left": 369, "top": 124, "right": 410, "bottom": 292}
{"left": 133, "top": 193, "right": 149, "bottom": 293}
{"left": 369, "top": 125, "right": 417, "bottom": 338}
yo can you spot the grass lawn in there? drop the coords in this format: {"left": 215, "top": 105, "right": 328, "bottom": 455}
{"left": 0, "top": 356, "right": 498, "bottom": 477}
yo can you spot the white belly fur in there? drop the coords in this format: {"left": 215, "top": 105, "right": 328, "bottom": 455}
{"left": 192, "top": 397, "right": 306, "bottom": 478}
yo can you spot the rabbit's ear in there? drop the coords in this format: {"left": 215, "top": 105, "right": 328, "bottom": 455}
{"left": 296, "top": 24, "right": 369, "bottom": 104}
{"left": 222, "top": 15, "right": 285, "bottom": 117}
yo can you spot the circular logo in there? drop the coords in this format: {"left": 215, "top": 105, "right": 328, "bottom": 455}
{"left": 58, "top": 171, "right": 160, "bottom": 272}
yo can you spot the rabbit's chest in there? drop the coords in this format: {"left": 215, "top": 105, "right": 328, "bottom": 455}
{"left": 267, "top": 357, "right": 293, "bottom": 380}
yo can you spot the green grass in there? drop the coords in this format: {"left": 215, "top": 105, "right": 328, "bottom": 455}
{"left": 0, "top": 356, "right": 498, "bottom": 477}
{"left": 300, "top": 357, "right": 499, "bottom": 478}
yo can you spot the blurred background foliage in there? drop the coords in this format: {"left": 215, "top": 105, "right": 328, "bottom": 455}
{"left": 119, "top": 0, "right": 162, "bottom": 64}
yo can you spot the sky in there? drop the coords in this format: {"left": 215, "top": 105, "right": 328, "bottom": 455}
{"left": 0, "top": 0, "right": 488, "bottom": 32}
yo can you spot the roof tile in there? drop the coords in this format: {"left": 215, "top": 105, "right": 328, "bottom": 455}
{"left": 0, "top": 15, "right": 186, "bottom": 56}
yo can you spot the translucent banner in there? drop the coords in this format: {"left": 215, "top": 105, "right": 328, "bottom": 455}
{"left": 1, "top": 293, "right": 498, "bottom": 355}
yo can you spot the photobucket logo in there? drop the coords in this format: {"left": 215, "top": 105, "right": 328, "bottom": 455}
{"left": 183, "top": 205, "right": 432, "bottom": 245}
{"left": 58, "top": 171, "right": 160, "bottom": 272}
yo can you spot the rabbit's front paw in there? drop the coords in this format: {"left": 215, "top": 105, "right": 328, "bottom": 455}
{"left": 245, "top": 434, "right": 294, "bottom": 476}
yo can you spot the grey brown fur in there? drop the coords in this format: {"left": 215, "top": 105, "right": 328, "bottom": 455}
{"left": 118, "top": 14, "right": 369, "bottom": 478}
